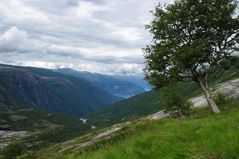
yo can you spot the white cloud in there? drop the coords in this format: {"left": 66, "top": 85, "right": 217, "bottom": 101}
{"left": 0, "top": 0, "right": 172, "bottom": 75}
{"left": 73, "top": 1, "right": 108, "bottom": 18}
{"left": 0, "top": 26, "right": 49, "bottom": 52}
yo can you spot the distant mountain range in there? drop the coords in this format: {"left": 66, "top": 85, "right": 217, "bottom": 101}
{"left": 0, "top": 64, "right": 121, "bottom": 117}
{"left": 55, "top": 68, "right": 151, "bottom": 98}
{"left": 88, "top": 66, "right": 239, "bottom": 127}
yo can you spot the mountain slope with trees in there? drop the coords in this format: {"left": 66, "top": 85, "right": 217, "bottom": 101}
{"left": 18, "top": 99, "right": 239, "bottom": 159}
{"left": 88, "top": 65, "right": 239, "bottom": 127}
{"left": 0, "top": 64, "right": 121, "bottom": 116}
{"left": 55, "top": 68, "right": 146, "bottom": 98}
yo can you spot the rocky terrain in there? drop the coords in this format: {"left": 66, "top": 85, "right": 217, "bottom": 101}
{"left": 0, "top": 131, "right": 29, "bottom": 149}
{"left": 190, "top": 78, "right": 239, "bottom": 107}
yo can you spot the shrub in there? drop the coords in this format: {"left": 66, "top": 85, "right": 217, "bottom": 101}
{"left": 159, "top": 86, "right": 192, "bottom": 118}
{"left": 214, "top": 92, "right": 231, "bottom": 110}
{"left": 2, "top": 141, "right": 26, "bottom": 159}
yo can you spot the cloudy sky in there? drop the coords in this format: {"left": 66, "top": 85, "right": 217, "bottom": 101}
{"left": 0, "top": 0, "right": 172, "bottom": 76}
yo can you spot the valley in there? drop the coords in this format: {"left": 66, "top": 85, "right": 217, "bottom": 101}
{"left": 0, "top": 0, "right": 238, "bottom": 158}
{"left": 55, "top": 68, "right": 149, "bottom": 98}
{"left": 0, "top": 64, "right": 122, "bottom": 116}
{"left": 1, "top": 64, "right": 239, "bottom": 159}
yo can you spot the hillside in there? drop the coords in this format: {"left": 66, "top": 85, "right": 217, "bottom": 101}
{"left": 0, "top": 107, "right": 92, "bottom": 153}
{"left": 18, "top": 101, "right": 239, "bottom": 159}
{"left": 1, "top": 65, "right": 239, "bottom": 159}
{"left": 88, "top": 66, "right": 239, "bottom": 127}
{"left": 55, "top": 68, "right": 146, "bottom": 98}
{"left": 0, "top": 64, "right": 121, "bottom": 116}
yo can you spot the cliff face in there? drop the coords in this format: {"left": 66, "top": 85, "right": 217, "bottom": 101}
{"left": 0, "top": 65, "right": 121, "bottom": 116}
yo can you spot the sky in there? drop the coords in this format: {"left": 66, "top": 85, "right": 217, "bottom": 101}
{"left": 0, "top": 0, "right": 172, "bottom": 76}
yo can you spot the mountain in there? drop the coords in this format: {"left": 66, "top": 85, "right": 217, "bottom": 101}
{"left": 0, "top": 64, "right": 121, "bottom": 116}
{"left": 2, "top": 65, "right": 239, "bottom": 159}
{"left": 88, "top": 66, "right": 239, "bottom": 127}
{"left": 114, "top": 75, "right": 152, "bottom": 91}
{"left": 55, "top": 68, "right": 146, "bottom": 98}
{"left": 88, "top": 82, "right": 199, "bottom": 127}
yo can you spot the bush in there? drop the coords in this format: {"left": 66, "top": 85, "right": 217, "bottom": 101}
{"left": 214, "top": 92, "right": 231, "bottom": 110}
{"left": 2, "top": 141, "right": 26, "bottom": 159}
{"left": 159, "top": 86, "right": 192, "bottom": 118}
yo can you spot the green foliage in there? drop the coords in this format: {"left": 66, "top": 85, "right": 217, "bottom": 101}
{"left": 27, "top": 103, "right": 239, "bottom": 159}
{"left": 144, "top": 0, "right": 239, "bottom": 88}
{"left": 0, "top": 108, "right": 92, "bottom": 157}
{"left": 214, "top": 92, "right": 231, "bottom": 110}
{"left": 144, "top": 0, "right": 239, "bottom": 113}
{"left": 2, "top": 141, "right": 26, "bottom": 159}
{"left": 218, "top": 56, "right": 239, "bottom": 70}
{"left": 88, "top": 67, "right": 239, "bottom": 127}
{"left": 88, "top": 81, "right": 199, "bottom": 127}
{"left": 0, "top": 64, "right": 120, "bottom": 117}
{"left": 160, "top": 86, "right": 192, "bottom": 117}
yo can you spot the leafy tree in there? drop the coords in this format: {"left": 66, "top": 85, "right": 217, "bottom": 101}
{"left": 144, "top": 0, "right": 239, "bottom": 113}
{"left": 160, "top": 86, "right": 191, "bottom": 117}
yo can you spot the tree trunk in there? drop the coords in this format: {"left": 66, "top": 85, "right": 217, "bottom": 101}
{"left": 197, "top": 77, "right": 220, "bottom": 113}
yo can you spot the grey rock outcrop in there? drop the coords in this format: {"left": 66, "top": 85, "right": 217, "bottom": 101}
{"left": 190, "top": 78, "right": 239, "bottom": 108}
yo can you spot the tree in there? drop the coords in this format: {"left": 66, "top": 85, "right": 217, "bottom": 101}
{"left": 144, "top": 0, "right": 239, "bottom": 113}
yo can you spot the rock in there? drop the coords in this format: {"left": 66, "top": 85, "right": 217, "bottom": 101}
{"left": 190, "top": 78, "right": 239, "bottom": 108}
{"left": 0, "top": 131, "right": 29, "bottom": 150}
{"left": 146, "top": 111, "right": 169, "bottom": 120}
{"left": 94, "top": 127, "right": 122, "bottom": 140}
{"left": 190, "top": 96, "right": 208, "bottom": 108}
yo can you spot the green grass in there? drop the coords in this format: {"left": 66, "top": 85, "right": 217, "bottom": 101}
{"left": 20, "top": 99, "right": 239, "bottom": 159}
{"left": 68, "top": 107, "right": 239, "bottom": 159}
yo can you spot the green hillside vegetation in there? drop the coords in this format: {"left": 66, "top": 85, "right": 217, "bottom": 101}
{"left": 88, "top": 65, "right": 239, "bottom": 127}
{"left": 0, "top": 64, "right": 121, "bottom": 116}
{"left": 0, "top": 108, "right": 92, "bottom": 158}
{"left": 1, "top": 64, "right": 239, "bottom": 159}
{"left": 19, "top": 99, "right": 239, "bottom": 159}
{"left": 88, "top": 81, "right": 198, "bottom": 127}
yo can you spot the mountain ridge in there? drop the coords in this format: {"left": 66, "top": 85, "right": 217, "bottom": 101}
{"left": 55, "top": 68, "right": 148, "bottom": 98}
{"left": 0, "top": 64, "right": 121, "bottom": 116}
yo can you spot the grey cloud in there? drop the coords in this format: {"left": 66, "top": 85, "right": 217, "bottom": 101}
{"left": 0, "top": 0, "right": 170, "bottom": 75}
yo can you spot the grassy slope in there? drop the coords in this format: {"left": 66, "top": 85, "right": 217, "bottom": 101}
{"left": 70, "top": 107, "right": 239, "bottom": 159}
{"left": 21, "top": 101, "right": 239, "bottom": 159}
{"left": 88, "top": 67, "right": 239, "bottom": 127}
